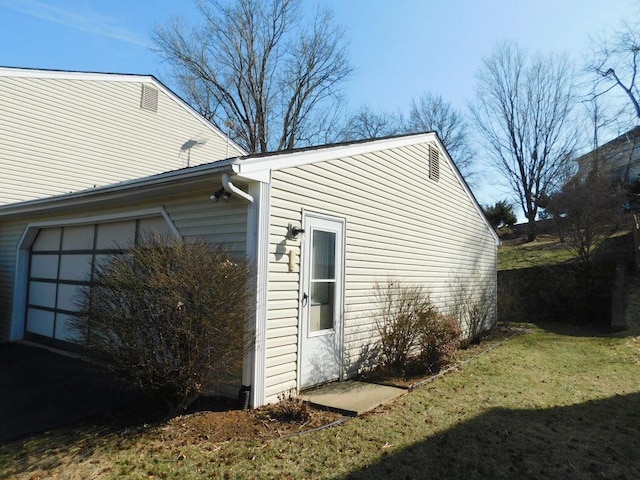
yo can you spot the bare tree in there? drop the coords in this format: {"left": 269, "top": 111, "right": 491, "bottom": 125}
{"left": 152, "top": 0, "right": 352, "bottom": 154}
{"left": 408, "top": 93, "right": 475, "bottom": 179}
{"left": 342, "top": 94, "right": 476, "bottom": 181}
{"left": 340, "top": 106, "right": 403, "bottom": 141}
{"left": 588, "top": 21, "right": 640, "bottom": 121}
{"left": 575, "top": 83, "right": 640, "bottom": 188}
{"left": 545, "top": 173, "right": 623, "bottom": 266}
{"left": 471, "top": 42, "right": 579, "bottom": 241}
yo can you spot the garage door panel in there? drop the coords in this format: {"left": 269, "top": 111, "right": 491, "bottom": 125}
{"left": 96, "top": 221, "right": 136, "bottom": 249}
{"left": 30, "top": 254, "right": 59, "bottom": 279}
{"left": 32, "top": 228, "right": 61, "bottom": 251}
{"left": 62, "top": 225, "right": 95, "bottom": 251}
{"left": 54, "top": 314, "right": 82, "bottom": 342}
{"left": 139, "top": 217, "right": 173, "bottom": 237}
{"left": 26, "top": 309, "right": 55, "bottom": 337}
{"left": 95, "top": 252, "right": 128, "bottom": 270}
{"left": 59, "top": 254, "right": 93, "bottom": 281}
{"left": 26, "top": 216, "right": 173, "bottom": 345}
{"left": 56, "top": 283, "right": 83, "bottom": 312}
{"left": 28, "top": 281, "right": 57, "bottom": 308}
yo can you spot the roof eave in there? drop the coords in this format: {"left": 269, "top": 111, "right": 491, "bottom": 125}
{"left": 0, "top": 160, "right": 237, "bottom": 218}
{"left": 234, "top": 132, "right": 438, "bottom": 176}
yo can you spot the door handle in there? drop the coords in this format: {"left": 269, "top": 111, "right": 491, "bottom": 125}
{"left": 302, "top": 292, "right": 308, "bottom": 307}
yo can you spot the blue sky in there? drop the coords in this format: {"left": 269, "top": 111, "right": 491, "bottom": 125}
{"left": 0, "top": 0, "right": 636, "bottom": 208}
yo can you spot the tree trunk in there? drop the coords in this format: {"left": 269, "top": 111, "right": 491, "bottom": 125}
{"left": 526, "top": 217, "right": 537, "bottom": 242}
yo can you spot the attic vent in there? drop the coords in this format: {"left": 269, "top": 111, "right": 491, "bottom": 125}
{"left": 429, "top": 144, "right": 440, "bottom": 181}
{"left": 140, "top": 84, "right": 159, "bottom": 112}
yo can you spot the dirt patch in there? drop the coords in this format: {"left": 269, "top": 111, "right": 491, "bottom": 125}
{"left": 154, "top": 405, "right": 344, "bottom": 445}
{"left": 119, "top": 326, "right": 521, "bottom": 445}
{"left": 0, "top": 342, "right": 343, "bottom": 449}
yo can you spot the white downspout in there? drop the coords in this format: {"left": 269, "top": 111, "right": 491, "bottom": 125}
{"left": 222, "top": 173, "right": 254, "bottom": 203}
{"left": 218, "top": 173, "right": 263, "bottom": 407}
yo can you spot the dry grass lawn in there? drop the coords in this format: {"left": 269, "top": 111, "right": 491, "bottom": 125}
{"left": 2, "top": 323, "right": 639, "bottom": 479}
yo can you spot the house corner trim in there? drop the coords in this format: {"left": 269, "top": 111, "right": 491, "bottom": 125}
{"left": 246, "top": 181, "right": 271, "bottom": 407}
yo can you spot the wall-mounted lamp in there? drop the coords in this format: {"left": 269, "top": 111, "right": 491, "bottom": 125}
{"left": 210, "top": 187, "right": 231, "bottom": 202}
{"left": 287, "top": 223, "right": 305, "bottom": 240}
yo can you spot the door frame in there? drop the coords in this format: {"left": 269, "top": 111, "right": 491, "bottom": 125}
{"left": 297, "top": 209, "right": 346, "bottom": 390}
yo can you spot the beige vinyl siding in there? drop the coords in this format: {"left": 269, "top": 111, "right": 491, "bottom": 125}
{"left": 0, "top": 76, "right": 241, "bottom": 205}
{"left": 0, "top": 189, "right": 247, "bottom": 341}
{"left": 0, "top": 221, "right": 24, "bottom": 339}
{"left": 264, "top": 142, "right": 497, "bottom": 401}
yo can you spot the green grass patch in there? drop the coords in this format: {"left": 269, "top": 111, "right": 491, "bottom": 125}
{"left": 498, "top": 234, "right": 575, "bottom": 271}
{"left": 2, "top": 325, "right": 639, "bottom": 479}
{"left": 499, "top": 231, "right": 631, "bottom": 271}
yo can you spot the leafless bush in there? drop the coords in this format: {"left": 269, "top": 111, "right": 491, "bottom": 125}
{"left": 372, "top": 279, "right": 462, "bottom": 375}
{"left": 450, "top": 280, "right": 496, "bottom": 344}
{"left": 545, "top": 173, "right": 623, "bottom": 266}
{"left": 72, "top": 235, "right": 253, "bottom": 412}
{"left": 267, "top": 388, "right": 311, "bottom": 423}
{"left": 373, "top": 280, "right": 437, "bottom": 370}
{"left": 418, "top": 313, "right": 462, "bottom": 372}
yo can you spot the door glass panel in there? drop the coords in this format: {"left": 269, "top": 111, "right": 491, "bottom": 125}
{"left": 312, "top": 230, "right": 335, "bottom": 280}
{"left": 310, "top": 229, "right": 336, "bottom": 333}
{"left": 26, "top": 308, "right": 55, "bottom": 336}
{"left": 310, "top": 281, "right": 334, "bottom": 332}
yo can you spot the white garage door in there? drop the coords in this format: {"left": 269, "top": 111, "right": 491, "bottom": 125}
{"left": 25, "top": 217, "right": 173, "bottom": 344}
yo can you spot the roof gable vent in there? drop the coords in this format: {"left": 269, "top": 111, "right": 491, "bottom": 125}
{"left": 141, "top": 84, "right": 159, "bottom": 112}
{"left": 429, "top": 144, "right": 440, "bottom": 181}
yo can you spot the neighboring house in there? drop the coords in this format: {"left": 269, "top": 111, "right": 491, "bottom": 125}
{"left": 0, "top": 127, "right": 498, "bottom": 407}
{"left": 0, "top": 67, "right": 245, "bottom": 205}
{"left": 576, "top": 125, "right": 640, "bottom": 185}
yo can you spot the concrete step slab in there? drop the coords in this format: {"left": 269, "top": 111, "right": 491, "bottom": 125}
{"left": 301, "top": 380, "right": 406, "bottom": 416}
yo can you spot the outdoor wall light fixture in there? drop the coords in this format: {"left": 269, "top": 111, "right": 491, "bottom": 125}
{"left": 210, "top": 188, "right": 231, "bottom": 202}
{"left": 287, "top": 223, "right": 305, "bottom": 240}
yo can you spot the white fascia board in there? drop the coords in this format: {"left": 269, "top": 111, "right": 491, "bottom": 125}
{"left": 0, "top": 67, "right": 248, "bottom": 158}
{"left": 0, "top": 160, "right": 236, "bottom": 217}
{"left": 231, "top": 165, "right": 271, "bottom": 183}
{"left": 0, "top": 66, "right": 155, "bottom": 82}
{"left": 234, "top": 133, "right": 437, "bottom": 176}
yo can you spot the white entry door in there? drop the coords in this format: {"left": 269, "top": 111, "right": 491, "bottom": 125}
{"left": 299, "top": 212, "right": 345, "bottom": 389}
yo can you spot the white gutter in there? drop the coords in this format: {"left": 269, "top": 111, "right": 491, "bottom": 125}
{"left": 0, "top": 159, "right": 238, "bottom": 217}
{"left": 222, "top": 173, "right": 254, "bottom": 203}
